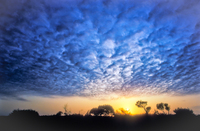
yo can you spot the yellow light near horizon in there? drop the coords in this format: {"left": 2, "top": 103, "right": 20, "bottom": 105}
{"left": 2, "top": 94, "right": 199, "bottom": 116}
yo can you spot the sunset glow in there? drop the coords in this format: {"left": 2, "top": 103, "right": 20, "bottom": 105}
{"left": 0, "top": 0, "right": 200, "bottom": 117}
{"left": 1, "top": 94, "right": 200, "bottom": 116}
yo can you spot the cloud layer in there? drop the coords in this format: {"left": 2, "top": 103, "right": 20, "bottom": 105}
{"left": 0, "top": 0, "right": 200, "bottom": 99}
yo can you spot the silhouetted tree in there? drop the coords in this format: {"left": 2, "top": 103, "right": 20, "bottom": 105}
{"left": 9, "top": 109, "right": 39, "bottom": 117}
{"left": 146, "top": 107, "right": 151, "bottom": 114}
{"left": 156, "top": 103, "right": 170, "bottom": 114}
{"left": 156, "top": 103, "right": 165, "bottom": 114}
{"left": 154, "top": 110, "right": 159, "bottom": 115}
{"left": 89, "top": 105, "right": 115, "bottom": 116}
{"left": 174, "top": 108, "right": 194, "bottom": 116}
{"left": 90, "top": 108, "right": 103, "bottom": 116}
{"left": 98, "top": 105, "right": 115, "bottom": 116}
{"left": 135, "top": 100, "right": 151, "bottom": 115}
{"left": 164, "top": 103, "right": 170, "bottom": 114}
{"left": 63, "top": 104, "right": 71, "bottom": 116}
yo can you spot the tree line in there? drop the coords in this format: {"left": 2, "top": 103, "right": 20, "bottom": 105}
{"left": 135, "top": 100, "right": 171, "bottom": 115}
{"left": 7, "top": 100, "right": 195, "bottom": 117}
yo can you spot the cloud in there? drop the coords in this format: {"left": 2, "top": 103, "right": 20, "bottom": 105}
{"left": 0, "top": 0, "right": 200, "bottom": 100}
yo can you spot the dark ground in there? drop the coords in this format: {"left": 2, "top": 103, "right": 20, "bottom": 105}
{"left": 0, "top": 114, "right": 200, "bottom": 131}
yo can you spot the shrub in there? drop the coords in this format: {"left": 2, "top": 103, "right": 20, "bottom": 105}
{"left": 173, "top": 108, "right": 194, "bottom": 116}
{"left": 9, "top": 109, "right": 39, "bottom": 117}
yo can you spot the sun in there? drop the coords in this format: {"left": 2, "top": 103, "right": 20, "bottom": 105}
{"left": 126, "top": 108, "right": 130, "bottom": 111}
{"left": 125, "top": 107, "right": 134, "bottom": 115}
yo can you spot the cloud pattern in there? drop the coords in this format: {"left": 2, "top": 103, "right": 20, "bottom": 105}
{"left": 0, "top": 0, "right": 200, "bottom": 99}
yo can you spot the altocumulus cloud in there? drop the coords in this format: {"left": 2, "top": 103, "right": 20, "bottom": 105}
{"left": 0, "top": 0, "right": 200, "bottom": 100}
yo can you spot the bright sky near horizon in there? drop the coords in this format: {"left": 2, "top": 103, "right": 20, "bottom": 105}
{"left": 1, "top": 94, "right": 200, "bottom": 116}
{"left": 0, "top": 0, "right": 200, "bottom": 115}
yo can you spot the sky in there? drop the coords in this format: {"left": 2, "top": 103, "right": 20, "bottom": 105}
{"left": 0, "top": 0, "right": 200, "bottom": 115}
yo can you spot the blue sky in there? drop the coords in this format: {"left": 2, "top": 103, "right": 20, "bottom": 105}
{"left": 0, "top": 0, "right": 200, "bottom": 100}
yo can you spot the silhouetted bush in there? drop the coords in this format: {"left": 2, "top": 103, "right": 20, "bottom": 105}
{"left": 9, "top": 109, "right": 39, "bottom": 117}
{"left": 90, "top": 108, "right": 103, "bottom": 116}
{"left": 90, "top": 105, "right": 115, "bottom": 116}
{"left": 55, "top": 111, "right": 63, "bottom": 116}
{"left": 174, "top": 108, "right": 194, "bottom": 116}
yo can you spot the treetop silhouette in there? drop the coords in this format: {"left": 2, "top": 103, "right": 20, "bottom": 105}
{"left": 135, "top": 100, "right": 151, "bottom": 115}
{"left": 164, "top": 103, "right": 170, "bottom": 114}
{"left": 89, "top": 105, "right": 115, "bottom": 116}
{"left": 156, "top": 103, "right": 170, "bottom": 114}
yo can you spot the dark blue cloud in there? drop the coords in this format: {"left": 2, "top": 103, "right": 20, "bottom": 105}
{"left": 0, "top": 0, "right": 200, "bottom": 99}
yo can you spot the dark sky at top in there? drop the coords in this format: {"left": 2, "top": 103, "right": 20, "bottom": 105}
{"left": 0, "top": 0, "right": 200, "bottom": 100}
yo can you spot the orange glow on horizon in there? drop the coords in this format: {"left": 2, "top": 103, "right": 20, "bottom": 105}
{"left": 0, "top": 94, "right": 200, "bottom": 116}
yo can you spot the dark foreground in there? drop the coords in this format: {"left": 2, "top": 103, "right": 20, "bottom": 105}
{"left": 0, "top": 115, "right": 200, "bottom": 131}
